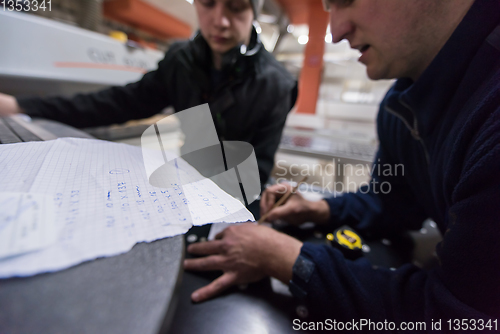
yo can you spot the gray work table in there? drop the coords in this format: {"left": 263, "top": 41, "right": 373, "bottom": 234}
{"left": 0, "top": 236, "right": 184, "bottom": 334}
{"left": 0, "top": 117, "right": 185, "bottom": 333}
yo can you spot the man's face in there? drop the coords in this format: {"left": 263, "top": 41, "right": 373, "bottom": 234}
{"left": 194, "top": 0, "right": 254, "bottom": 56}
{"left": 325, "top": 0, "right": 443, "bottom": 80}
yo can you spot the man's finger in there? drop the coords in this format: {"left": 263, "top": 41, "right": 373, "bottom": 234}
{"left": 264, "top": 192, "right": 276, "bottom": 214}
{"left": 214, "top": 227, "right": 227, "bottom": 240}
{"left": 187, "top": 240, "right": 224, "bottom": 255}
{"left": 265, "top": 202, "right": 294, "bottom": 222}
{"left": 263, "top": 186, "right": 283, "bottom": 213}
{"left": 261, "top": 183, "right": 292, "bottom": 214}
{"left": 259, "top": 191, "right": 273, "bottom": 215}
{"left": 190, "top": 272, "right": 237, "bottom": 303}
{"left": 184, "top": 255, "right": 225, "bottom": 271}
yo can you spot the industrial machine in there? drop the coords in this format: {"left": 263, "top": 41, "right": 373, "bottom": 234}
{"left": 0, "top": 11, "right": 164, "bottom": 97}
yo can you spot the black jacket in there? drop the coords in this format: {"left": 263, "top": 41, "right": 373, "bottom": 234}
{"left": 18, "top": 29, "right": 297, "bottom": 184}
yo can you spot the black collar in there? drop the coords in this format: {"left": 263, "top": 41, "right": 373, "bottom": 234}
{"left": 190, "top": 26, "right": 262, "bottom": 76}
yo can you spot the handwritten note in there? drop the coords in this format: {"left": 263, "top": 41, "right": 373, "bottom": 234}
{"left": 0, "top": 138, "right": 253, "bottom": 278}
{"left": 0, "top": 193, "right": 58, "bottom": 259}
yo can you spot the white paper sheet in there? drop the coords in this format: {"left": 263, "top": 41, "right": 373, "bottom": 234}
{"left": 0, "top": 193, "right": 58, "bottom": 259}
{"left": 0, "top": 138, "right": 254, "bottom": 278}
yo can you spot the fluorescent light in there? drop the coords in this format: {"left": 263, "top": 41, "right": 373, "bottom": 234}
{"left": 298, "top": 35, "right": 309, "bottom": 45}
{"left": 342, "top": 92, "right": 375, "bottom": 104}
{"left": 325, "top": 34, "right": 332, "bottom": 43}
{"left": 254, "top": 21, "right": 262, "bottom": 34}
{"left": 258, "top": 14, "right": 277, "bottom": 24}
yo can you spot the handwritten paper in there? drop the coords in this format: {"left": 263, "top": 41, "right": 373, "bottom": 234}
{"left": 0, "top": 193, "right": 58, "bottom": 259}
{"left": 0, "top": 138, "right": 253, "bottom": 278}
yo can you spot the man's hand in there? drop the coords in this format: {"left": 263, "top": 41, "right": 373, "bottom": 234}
{"left": 260, "top": 183, "right": 331, "bottom": 225}
{"left": 183, "top": 223, "right": 302, "bottom": 303}
{"left": 0, "top": 93, "right": 22, "bottom": 117}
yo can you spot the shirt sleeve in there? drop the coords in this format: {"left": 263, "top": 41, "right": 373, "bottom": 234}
{"left": 16, "top": 48, "right": 178, "bottom": 129}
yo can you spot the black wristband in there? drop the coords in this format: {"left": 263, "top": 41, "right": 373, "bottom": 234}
{"left": 289, "top": 254, "right": 315, "bottom": 300}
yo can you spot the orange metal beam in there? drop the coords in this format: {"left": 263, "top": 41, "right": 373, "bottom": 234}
{"left": 295, "top": 0, "right": 329, "bottom": 114}
{"left": 104, "top": 0, "right": 192, "bottom": 39}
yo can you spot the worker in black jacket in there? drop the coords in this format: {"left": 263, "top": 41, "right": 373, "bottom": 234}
{"left": 0, "top": 0, "right": 297, "bottom": 190}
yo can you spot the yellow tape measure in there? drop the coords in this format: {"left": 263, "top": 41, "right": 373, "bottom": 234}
{"left": 336, "top": 229, "right": 362, "bottom": 249}
{"left": 326, "top": 226, "right": 365, "bottom": 259}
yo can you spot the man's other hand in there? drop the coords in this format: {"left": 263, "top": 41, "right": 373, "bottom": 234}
{"left": 260, "top": 183, "right": 331, "bottom": 225}
{"left": 0, "top": 93, "right": 22, "bottom": 117}
{"left": 183, "top": 223, "right": 302, "bottom": 303}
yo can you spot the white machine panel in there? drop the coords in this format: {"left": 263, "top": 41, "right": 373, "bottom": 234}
{"left": 0, "top": 11, "right": 165, "bottom": 96}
